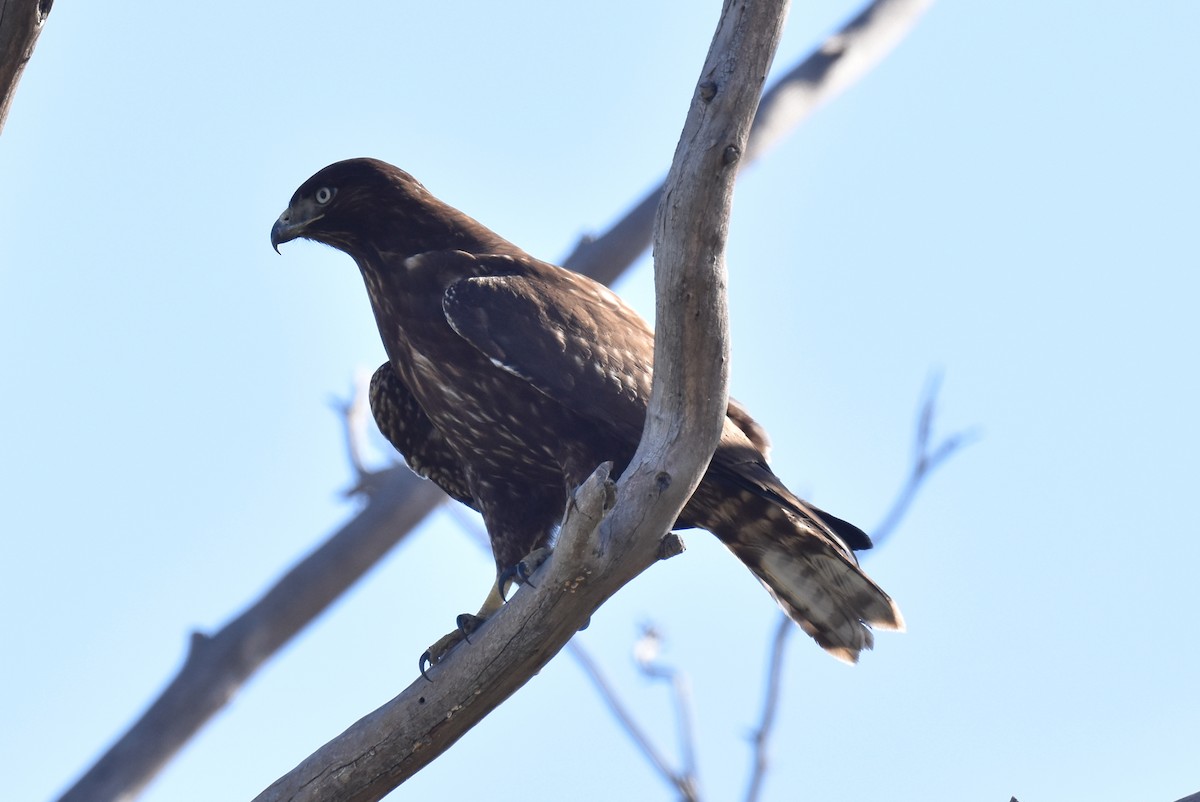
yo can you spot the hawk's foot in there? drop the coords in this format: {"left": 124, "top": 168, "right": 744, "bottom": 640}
{"left": 418, "top": 581, "right": 509, "bottom": 680}
{"left": 419, "top": 630, "right": 461, "bottom": 680}
{"left": 456, "top": 612, "right": 486, "bottom": 638}
{"left": 419, "top": 613, "right": 486, "bottom": 680}
{"left": 498, "top": 546, "right": 553, "bottom": 599}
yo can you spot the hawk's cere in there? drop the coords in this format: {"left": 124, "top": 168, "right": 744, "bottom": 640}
{"left": 271, "top": 158, "right": 903, "bottom": 666}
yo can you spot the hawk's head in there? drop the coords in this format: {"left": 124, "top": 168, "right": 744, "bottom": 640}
{"left": 271, "top": 158, "right": 511, "bottom": 261}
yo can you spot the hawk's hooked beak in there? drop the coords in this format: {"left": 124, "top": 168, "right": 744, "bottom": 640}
{"left": 270, "top": 198, "right": 323, "bottom": 253}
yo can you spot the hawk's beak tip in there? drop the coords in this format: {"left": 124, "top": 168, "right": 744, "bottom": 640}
{"left": 270, "top": 216, "right": 292, "bottom": 254}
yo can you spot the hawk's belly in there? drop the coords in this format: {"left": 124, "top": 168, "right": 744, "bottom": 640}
{"left": 400, "top": 346, "right": 621, "bottom": 491}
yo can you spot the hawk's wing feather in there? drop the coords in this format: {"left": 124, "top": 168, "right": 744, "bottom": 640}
{"left": 439, "top": 252, "right": 872, "bottom": 552}
{"left": 369, "top": 361, "right": 477, "bottom": 509}
{"left": 719, "top": 459, "right": 873, "bottom": 554}
{"left": 441, "top": 256, "right": 656, "bottom": 443}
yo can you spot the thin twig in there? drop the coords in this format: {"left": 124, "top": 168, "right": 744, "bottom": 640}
{"left": 461, "top": 494, "right": 703, "bottom": 797}
{"left": 568, "top": 641, "right": 693, "bottom": 800}
{"left": 331, "top": 369, "right": 384, "bottom": 488}
{"left": 873, "top": 371, "right": 979, "bottom": 548}
{"left": 743, "top": 614, "right": 791, "bottom": 802}
{"left": 463, "top": 514, "right": 698, "bottom": 800}
{"left": 671, "top": 673, "right": 699, "bottom": 797}
{"left": 635, "top": 626, "right": 702, "bottom": 801}
{"left": 741, "top": 375, "right": 973, "bottom": 799}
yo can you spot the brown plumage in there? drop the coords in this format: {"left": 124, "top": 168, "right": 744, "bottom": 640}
{"left": 272, "top": 157, "right": 903, "bottom": 663}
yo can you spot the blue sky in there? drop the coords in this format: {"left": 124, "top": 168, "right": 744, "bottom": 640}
{"left": 2, "top": 2, "right": 1198, "bottom": 801}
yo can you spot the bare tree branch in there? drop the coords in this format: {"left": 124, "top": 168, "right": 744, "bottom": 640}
{"left": 253, "top": 464, "right": 626, "bottom": 802}
{"left": 57, "top": 469, "right": 447, "bottom": 802}
{"left": 743, "top": 0, "right": 934, "bottom": 163}
{"left": 0, "top": 0, "right": 51, "bottom": 135}
{"left": 55, "top": 3, "right": 934, "bottom": 800}
{"left": 456, "top": 508, "right": 700, "bottom": 797}
{"left": 563, "top": 0, "right": 934, "bottom": 286}
{"left": 568, "top": 378, "right": 969, "bottom": 802}
{"left": 252, "top": 1, "right": 786, "bottom": 798}
{"left": 565, "top": 376, "right": 969, "bottom": 802}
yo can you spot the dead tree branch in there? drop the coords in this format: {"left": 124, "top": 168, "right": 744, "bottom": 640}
{"left": 0, "top": 0, "right": 51, "bottom": 135}
{"left": 565, "top": 378, "right": 969, "bottom": 802}
{"left": 57, "top": 469, "right": 447, "bottom": 802}
{"left": 564, "top": 0, "right": 934, "bottom": 286}
{"left": 252, "top": 1, "right": 785, "bottom": 798}
{"left": 55, "top": 2, "right": 934, "bottom": 800}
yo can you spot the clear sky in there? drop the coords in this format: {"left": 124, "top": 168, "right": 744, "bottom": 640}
{"left": 2, "top": 2, "right": 1198, "bottom": 801}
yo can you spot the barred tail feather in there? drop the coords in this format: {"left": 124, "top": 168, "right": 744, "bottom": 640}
{"left": 707, "top": 495, "right": 904, "bottom": 663}
{"left": 744, "top": 536, "right": 905, "bottom": 663}
{"left": 687, "top": 472, "right": 904, "bottom": 662}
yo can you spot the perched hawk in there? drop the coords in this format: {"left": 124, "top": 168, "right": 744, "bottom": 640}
{"left": 271, "top": 158, "right": 902, "bottom": 666}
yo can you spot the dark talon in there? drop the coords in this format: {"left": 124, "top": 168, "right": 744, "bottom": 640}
{"left": 419, "top": 651, "right": 434, "bottom": 682}
{"left": 517, "top": 559, "right": 538, "bottom": 588}
{"left": 456, "top": 613, "right": 478, "bottom": 642}
{"left": 498, "top": 558, "right": 538, "bottom": 601}
{"left": 496, "top": 564, "right": 522, "bottom": 601}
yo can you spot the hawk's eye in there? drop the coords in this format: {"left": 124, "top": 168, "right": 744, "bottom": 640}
{"left": 315, "top": 187, "right": 335, "bottom": 205}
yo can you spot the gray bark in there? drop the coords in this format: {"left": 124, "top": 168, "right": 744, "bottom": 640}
{"left": 0, "top": 0, "right": 52, "bottom": 134}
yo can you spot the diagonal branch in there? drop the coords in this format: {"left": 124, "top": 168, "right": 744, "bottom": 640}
{"left": 54, "top": 2, "right": 935, "bottom": 800}
{"left": 563, "top": 0, "right": 934, "bottom": 286}
{"left": 252, "top": 1, "right": 785, "bottom": 798}
{"left": 56, "top": 468, "right": 447, "bottom": 802}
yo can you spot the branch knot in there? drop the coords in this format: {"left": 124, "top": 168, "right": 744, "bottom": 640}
{"left": 657, "top": 533, "right": 687, "bottom": 561}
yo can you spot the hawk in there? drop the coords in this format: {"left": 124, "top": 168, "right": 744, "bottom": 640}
{"left": 271, "top": 158, "right": 902, "bottom": 667}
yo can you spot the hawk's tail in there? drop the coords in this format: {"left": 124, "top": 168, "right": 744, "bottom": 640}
{"left": 690, "top": 482, "right": 904, "bottom": 663}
